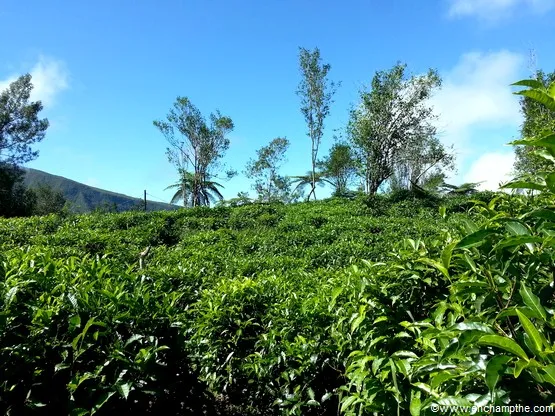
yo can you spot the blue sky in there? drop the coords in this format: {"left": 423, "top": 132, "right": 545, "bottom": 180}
{"left": 1, "top": 0, "right": 554, "bottom": 203}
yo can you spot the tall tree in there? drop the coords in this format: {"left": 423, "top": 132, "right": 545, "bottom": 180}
{"left": 0, "top": 74, "right": 49, "bottom": 217}
{"left": 153, "top": 97, "right": 234, "bottom": 207}
{"left": 513, "top": 69, "right": 555, "bottom": 176}
{"left": 245, "top": 137, "right": 291, "bottom": 202}
{"left": 318, "top": 142, "right": 357, "bottom": 196}
{"left": 297, "top": 47, "right": 339, "bottom": 201}
{"left": 347, "top": 63, "right": 442, "bottom": 194}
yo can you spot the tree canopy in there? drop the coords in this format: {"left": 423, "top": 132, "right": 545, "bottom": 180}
{"left": 0, "top": 74, "right": 49, "bottom": 166}
{"left": 347, "top": 63, "right": 451, "bottom": 194}
{"left": 0, "top": 74, "right": 49, "bottom": 217}
{"left": 245, "top": 137, "right": 292, "bottom": 202}
{"left": 154, "top": 97, "right": 234, "bottom": 207}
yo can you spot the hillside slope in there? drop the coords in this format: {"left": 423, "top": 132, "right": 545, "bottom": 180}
{"left": 22, "top": 167, "right": 178, "bottom": 213}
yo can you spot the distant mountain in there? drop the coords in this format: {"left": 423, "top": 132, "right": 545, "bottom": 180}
{"left": 22, "top": 168, "right": 179, "bottom": 213}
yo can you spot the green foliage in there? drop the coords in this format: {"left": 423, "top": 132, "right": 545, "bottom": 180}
{"left": 0, "top": 74, "right": 49, "bottom": 217}
{"left": 165, "top": 169, "right": 225, "bottom": 207}
{"left": 245, "top": 137, "right": 292, "bottom": 202}
{"left": 154, "top": 97, "right": 234, "bottom": 207}
{"left": 28, "top": 183, "right": 68, "bottom": 216}
{"left": 6, "top": 75, "right": 555, "bottom": 413}
{"left": 1, "top": 194, "right": 462, "bottom": 414}
{"left": 337, "top": 76, "right": 555, "bottom": 416}
{"left": 6, "top": 73, "right": 555, "bottom": 415}
{"left": 318, "top": 141, "right": 358, "bottom": 196}
{"left": 513, "top": 70, "right": 555, "bottom": 176}
{"left": 0, "top": 163, "right": 35, "bottom": 218}
{"left": 347, "top": 62, "right": 450, "bottom": 194}
{"left": 0, "top": 74, "right": 49, "bottom": 166}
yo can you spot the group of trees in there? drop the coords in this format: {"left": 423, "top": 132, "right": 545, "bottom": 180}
{"left": 155, "top": 49, "right": 458, "bottom": 206}
{"left": 150, "top": 48, "right": 551, "bottom": 207}
{"left": 2, "top": 50, "right": 553, "bottom": 216}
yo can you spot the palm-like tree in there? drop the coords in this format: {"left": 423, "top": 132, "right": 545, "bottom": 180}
{"left": 289, "top": 171, "right": 333, "bottom": 201}
{"left": 438, "top": 182, "right": 483, "bottom": 196}
{"left": 166, "top": 170, "right": 225, "bottom": 207}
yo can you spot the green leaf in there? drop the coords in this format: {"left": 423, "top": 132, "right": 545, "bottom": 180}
{"left": 341, "top": 395, "right": 359, "bottom": 412}
{"left": 515, "top": 89, "right": 555, "bottom": 112}
{"left": 504, "top": 221, "right": 530, "bottom": 236}
{"left": 124, "top": 334, "right": 144, "bottom": 348}
{"left": 351, "top": 314, "right": 365, "bottom": 334}
{"left": 514, "top": 359, "right": 529, "bottom": 378}
{"left": 523, "top": 208, "right": 555, "bottom": 222}
{"left": 543, "top": 364, "right": 555, "bottom": 386}
{"left": 532, "top": 148, "right": 555, "bottom": 163}
{"left": 412, "top": 382, "right": 439, "bottom": 398}
{"left": 460, "top": 218, "right": 479, "bottom": 234}
{"left": 451, "top": 321, "right": 494, "bottom": 333}
{"left": 69, "top": 315, "right": 81, "bottom": 330}
{"left": 548, "top": 81, "right": 555, "bottom": 98}
{"left": 516, "top": 310, "right": 544, "bottom": 355}
{"left": 439, "top": 205, "right": 446, "bottom": 219}
{"left": 116, "top": 383, "right": 132, "bottom": 400}
{"left": 519, "top": 282, "right": 546, "bottom": 321}
{"left": 485, "top": 355, "right": 511, "bottom": 392}
{"left": 91, "top": 391, "right": 115, "bottom": 414}
{"left": 418, "top": 258, "right": 449, "bottom": 280}
{"left": 478, "top": 335, "right": 529, "bottom": 361}
{"left": 441, "top": 242, "right": 456, "bottom": 270}
{"left": 434, "top": 396, "right": 473, "bottom": 407}
{"left": 494, "top": 236, "right": 541, "bottom": 253}
{"left": 4, "top": 286, "right": 18, "bottom": 306}
{"left": 517, "top": 132, "right": 555, "bottom": 149}
{"left": 455, "top": 229, "right": 497, "bottom": 249}
{"left": 547, "top": 173, "right": 555, "bottom": 193}
{"left": 463, "top": 253, "right": 477, "bottom": 273}
{"left": 410, "top": 390, "right": 421, "bottom": 416}
{"left": 512, "top": 79, "right": 546, "bottom": 89}
{"left": 501, "top": 181, "right": 545, "bottom": 191}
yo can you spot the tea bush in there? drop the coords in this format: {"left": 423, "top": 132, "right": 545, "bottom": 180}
{"left": 3, "top": 168, "right": 552, "bottom": 415}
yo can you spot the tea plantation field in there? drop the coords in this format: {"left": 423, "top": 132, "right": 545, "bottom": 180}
{"left": 2, "top": 192, "right": 555, "bottom": 415}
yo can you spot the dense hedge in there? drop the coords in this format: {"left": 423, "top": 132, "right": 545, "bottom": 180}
{"left": 3, "top": 192, "right": 553, "bottom": 415}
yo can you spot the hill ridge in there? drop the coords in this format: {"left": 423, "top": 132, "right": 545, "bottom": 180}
{"left": 22, "top": 167, "right": 178, "bottom": 213}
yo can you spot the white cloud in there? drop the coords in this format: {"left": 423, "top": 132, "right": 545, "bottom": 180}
{"left": 429, "top": 50, "right": 525, "bottom": 187}
{"left": 447, "top": 0, "right": 555, "bottom": 20}
{"left": 464, "top": 151, "right": 515, "bottom": 190}
{"left": 0, "top": 56, "right": 69, "bottom": 108}
{"left": 431, "top": 51, "right": 523, "bottom": 137}
{"left": 430, "top": 50, "right": 524, "bottom": 179}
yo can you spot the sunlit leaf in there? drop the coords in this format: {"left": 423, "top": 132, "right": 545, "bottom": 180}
{"left": 478, "top": 335, "right": 529, "bottom": 361}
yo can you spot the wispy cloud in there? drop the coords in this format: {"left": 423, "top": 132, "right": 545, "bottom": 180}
{"left": 0, "top": 56, "right": 69, "bottom": 108}
{"left": 447, "top": 0, "right": 555, "bottom": 20}
{"left": 430, "top": 50, "right": 524, "bottom": 189}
